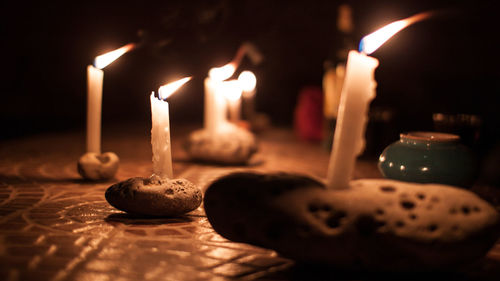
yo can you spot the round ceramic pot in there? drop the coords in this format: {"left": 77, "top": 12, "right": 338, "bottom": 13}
{"left": 378, "top": 132, "right": 477, "bottom": 187}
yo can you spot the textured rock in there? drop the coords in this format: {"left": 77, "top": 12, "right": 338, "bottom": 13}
{"left": 184, "top": 125, "right": 257, "bottom": 165}
{"left": 204, "top": 172, "right": 500, "bottom": 271}
{"left": 105, "top": 175, "right": 202, "bottom": 216}
{"left": 77, "top": 152, "right": 119, "bottom": 180}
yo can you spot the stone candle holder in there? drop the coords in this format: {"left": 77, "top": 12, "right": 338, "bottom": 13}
{"left": 204, "top": 172, "right": 500, "bottom": 271}
{"left": 105, "top": 174, "right": 202, "bottom": 217}
{"left": 77, "top": 152, "right": 119, "bottom": 181}
{"left": 184, "top": 124, "right": 258, "bottom": 165}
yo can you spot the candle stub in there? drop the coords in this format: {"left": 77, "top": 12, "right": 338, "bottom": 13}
{"left": 149, "top": 77, "right": 191, "bottom": 178}
{"left": 150, "top": 93, "right": 173, "bottom": 178}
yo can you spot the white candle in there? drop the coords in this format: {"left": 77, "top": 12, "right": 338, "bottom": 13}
{"left": 220, "top": 80, "right": 243, "bottom": 122}
{"left": 204, "top": 63, "right": 235, "bottom": 134}
{"left": 86, "top": 65, "right": 104, "bottom": 153}
{"left": 204, "top": 77, "right": 227, "bottom": 134}
{"left": 238, "top": 71, "right": 257, "bottom": 121}
{"left": 326, "top": 51, "right": 378, "bottom": 189}
{"left": 151, "top": 77, "right": 191, "bottom": 178}
{"left": 227, "top": 98, "right": 241, "bottom": 123}
{"left": 86, "top": 43, "right": 134, "bottom": 153}
{"left": 326, "top": 13, "right": 431, "bottom": 189}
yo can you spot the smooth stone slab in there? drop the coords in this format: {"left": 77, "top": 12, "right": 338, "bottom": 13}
{"left": 204, "top": 172, "right": 500, "bottom": 271}
{"left": 77, "top": 152, "right": 119, "bottom": 180}
{"left": 184, "top": 125, "right": 257, "bottom": 165}
{"left": 106, "top": 175, "right": 202, "bottom": 217}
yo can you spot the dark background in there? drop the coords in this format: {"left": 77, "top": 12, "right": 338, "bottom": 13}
{"left": 1, "top": 0, "right": 499, "bottom": 158}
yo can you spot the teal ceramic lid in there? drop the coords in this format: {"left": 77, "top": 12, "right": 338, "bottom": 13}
{"left": 400, "top": 131, "right": 460, "bottom": 144}
{"left": 378, "top": 131, "right": 477, "bottom": 187}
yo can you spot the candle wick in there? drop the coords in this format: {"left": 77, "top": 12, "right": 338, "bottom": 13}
{"left": 358, "top": 39, "right": 366, "bottom": 54}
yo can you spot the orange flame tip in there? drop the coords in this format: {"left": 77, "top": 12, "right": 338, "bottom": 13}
{"left": 359, "top": 12, "right": 432, "bottom": 54}
{"left": 158, "top": 77, "right": 192, "bottom": 100}
{"left": 94, "top": 43, "right": 135, "bottom": 69}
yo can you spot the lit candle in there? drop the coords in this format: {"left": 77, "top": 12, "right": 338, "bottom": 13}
{"left": 326, "top": 13, "right": 431, "bottom": 189}
{"left": 221, "top": 80, "right": 243, "bottom": 122}
{"left": 204, "top": 63, "right": 235, "bottom": 134}
{"left": 151, "top": 77, "right": 191, "bottom": 178}
{"left": 238, "top": 71, "right": 257, "bottom": 121}
{"left": 86, "top": 43, "right": 134, "bottom": 153}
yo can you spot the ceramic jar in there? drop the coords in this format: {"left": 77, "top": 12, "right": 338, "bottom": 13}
{"left": 378, "top": 132, "right": 477, "bottom": 187}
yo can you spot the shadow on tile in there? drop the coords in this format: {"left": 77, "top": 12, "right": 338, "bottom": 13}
{"left": 256, "top": 258, "right": 500, "bottom": 281}
{"left": 105, "top": 212, "right": 195, "bottom": 226}
{"left": 0, "top": 173, "right": 92, "bottom": 185}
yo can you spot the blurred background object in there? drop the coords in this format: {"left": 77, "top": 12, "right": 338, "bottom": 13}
{"left": 433, "top": 113, "right": 482, "bottom": 149}
{"left": 1, "top": 0, "right": 498, "bottom": 172}
{"left": 294, "top": 86, "right": 323, "bottom": 141}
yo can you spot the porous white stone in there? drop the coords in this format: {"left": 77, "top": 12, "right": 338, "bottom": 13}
{"left": 184, "top": 126, "right": 257, "bottom": 165}
{"left": 204, "top": 172, "right": 500, "bottom": 271}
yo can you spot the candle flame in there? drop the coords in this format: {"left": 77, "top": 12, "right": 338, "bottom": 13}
{"left": 208, "top": 63, "right": 236, "bottom": 81}
{"left": 238, "top": 71, "right": 257, "bottom": 92}
{"left": 220, "top": 80, "right": 242, "bottom": 101}
{"left": 359, "top": 12, "right": 431, "bottom": 54}
{"left": 94, "top": 43, "right": 135, "bottom": 69}
{"left": 158, "top": 77, "right": 192, "bottom": 100}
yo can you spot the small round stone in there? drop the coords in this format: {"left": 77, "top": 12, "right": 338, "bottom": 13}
{"left": 105, "top": 175, "right": 202, "bottom": 217}
{"left": 77, "top": 152, "right": 119, "bottom": 180}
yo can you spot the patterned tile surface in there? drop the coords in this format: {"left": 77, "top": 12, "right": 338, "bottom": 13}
{"left": 0, "top": 127, "right": 498, "bottom": 281}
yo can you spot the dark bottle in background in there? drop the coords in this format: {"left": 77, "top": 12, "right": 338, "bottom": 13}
{"left": 323, "top": 4, "right": 356, "bottom": 150}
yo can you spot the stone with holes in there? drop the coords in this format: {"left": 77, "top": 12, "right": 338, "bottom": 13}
{"left": 204, "top": 172, "right": 500, "bottom": 271}
{"left": 184, "top": 125, "right": 258, "bottom": 165}
{"left": 77, "top": 152, "right": 119, "bottom": 180}
{"left": 105, "top": 175, "right": 202, "bottom": 216}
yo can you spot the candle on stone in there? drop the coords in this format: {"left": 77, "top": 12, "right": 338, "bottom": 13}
{"left": 151, "top": 77, "right": 191, "bottom": 178}
{"left": 86, "top": 43, "right": 134, "bottom": 153}
{"left": 326, "top": 13, "right": 431, "bottom": 189}
{"left": 204, "top": 63, "right": 236, "bottom": 134}
{"left": 238, "top": 71, "right": 257, "bottom": 121}
{"left": 221, "top": 80, "right": 243, "bottom": 122}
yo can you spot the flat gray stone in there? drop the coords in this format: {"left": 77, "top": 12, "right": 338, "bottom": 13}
{"left": 106, "top": 175, "right": 202, "bottom": 217}
{"left": 184, "top": 126, "right": 257, "bottom": 165}
{"left": 204, "top": 172, "right": 500, "bottom": 271}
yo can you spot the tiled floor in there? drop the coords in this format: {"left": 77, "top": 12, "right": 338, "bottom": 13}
{"left": 0, "top": 126, "right": 499, "bottom": 281}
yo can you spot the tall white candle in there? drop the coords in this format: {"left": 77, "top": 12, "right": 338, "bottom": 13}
{"left": 85, "top": 43, "right": 134, "bottom": 153}
{"left": 326, "top": 51, "right": 378, "bottom": 189}
{"left": 151, "top": 77, "right": 191, "bottom": 178}
{"left": 326, "top": 13, "right": 431, "bottom": 189}
{"left": 86, "top": 65, "right": 103, "bottom": 153}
